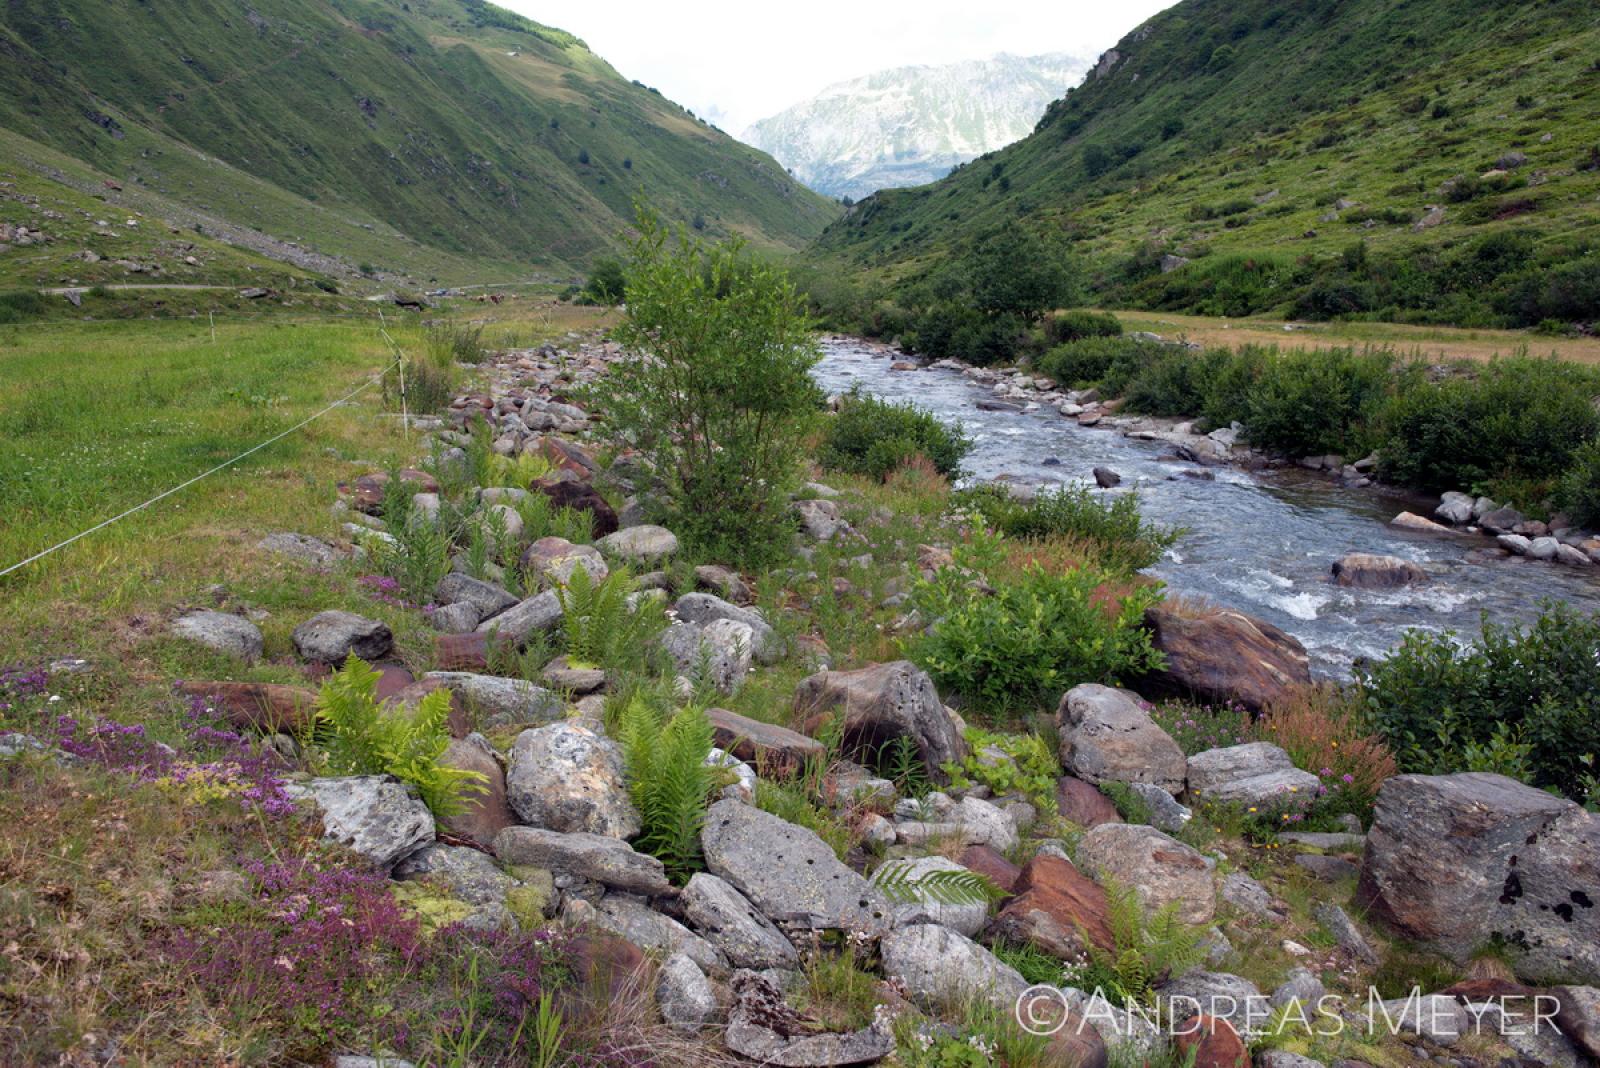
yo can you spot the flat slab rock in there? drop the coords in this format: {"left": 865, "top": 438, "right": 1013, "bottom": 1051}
{"left": 880, "top": 922, "right": 1027, "bottom": 1013}
{"left": 493, "top": 826, "right": 671, "bottom": 896}
{"left": 286, "top": 775, "right": 434, "bottom": 871}
{"left": 1186, "top": 742, "right": 1322, "bottom": 807}
{"left": 701, "top": 798, "right": 892, "bottom": 936}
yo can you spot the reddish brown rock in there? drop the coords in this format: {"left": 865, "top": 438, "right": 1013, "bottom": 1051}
{"left": 434, "top": 632, "right": 491, "bottom": 671}
{"left": 554, "top": 932, "right": 647, "bottom": 1027}
{"left": 958, "top": 844, "right": 1022, "bottom": 895}
{"left": 438, "top": 734, "right": 514, "bottom": 847}
{"left": 1136, "top": 603, "right": 1311, "bottom": 714}
{"left": 706, "top": 706, "right": 826, "bottom": 774}
{"left": 177, "top": 681, "right": 318, "bottom": 734}
{"left": 342, "top": 469, "right": 439, "bottom": 514}
{"left": 989, "top": 854, "right": 1115, "bottom": 960}
{"left": 374, "top": 664, "right": 415, "bottom": 702}
{"left": 1331, "top": 552, "right": 1428, "bottom": 589}
{"left": 531, "top": 477, "right": 617, "bottom": 538}
{"left": 1173, "top": 1014, "right": 1248, "bottom": 1068}
{"left": 1057, "top": 775, "right": 1122, "bottom": 829}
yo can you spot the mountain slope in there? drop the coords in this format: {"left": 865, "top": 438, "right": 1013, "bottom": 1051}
{"left": 0, "top": 0, "right": 838, "bottom": 284}
{"left": 815, "top": 0, "right": 1600, "bottom": 317}
{"left": 745, "top": 53, "right": 1090, "bottom": 202}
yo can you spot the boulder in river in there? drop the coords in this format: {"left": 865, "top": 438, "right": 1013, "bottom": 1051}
{"left": 1136, "top": 603, "right": 1311, "bottom": 715}
{"left": 1390, "top": 511, "right": 1459, "bottom": 536}
{"left": 1331, "top": 552, "right": 1427, "bottom": 589}
{"left": 1435, "top": 491, "right": 1476, "bottom": 525}
{"left": 1093, "top": 466, "right": 1122, "bottom": 488}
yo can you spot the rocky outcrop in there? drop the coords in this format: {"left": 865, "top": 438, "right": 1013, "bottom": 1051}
{"left": 1137, "top": 603, "right": 1311, "bottom": 714}
{"left": 1057, "top": 684, "right": 1186, "bottom": 794}
{"left": 1357, "top": 772, "right": 1600, "bottom": 983}
{"left": 793, "top": 661, "right": 967, "bottom": 783}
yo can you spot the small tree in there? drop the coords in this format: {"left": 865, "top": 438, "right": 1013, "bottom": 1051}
{"left": 965, "top": 221, "right": 1081, "bottom": 325}
{"left": 599, "top": 205, "right": 820, "bottom": 566}
{"left": 579, "top": 256, "right": 626, "bottom": 304}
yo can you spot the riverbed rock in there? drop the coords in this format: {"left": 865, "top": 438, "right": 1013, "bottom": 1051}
{"left": 682, "top": 872, "right": 799, "bottom": 969}
{"left": 1556, "top": 543, "right": 1594, "bottom": 567}
{"left": 1093, "top": 466, "right": 1122, "bottom": 488}
{"left": 1137, "top": 603, "right": 1311, "bottom": 714}
{"left": 1390, "top": 510, "right": 1458, "bottom": 535}
{"left": 1528, "top": 535, "right": 1561, "bottom": 561}
{"left": 475, "top": 589, "right": 563, "bottom": 646}
{"left": 1478, "top": 506, "right": 1526, "bottom": 535}
{"left": 286, "top": 775, "right": 434, "bottom": 871}
{"left": 1186, "top": 742, "right": 1322, "bottom": 807}
{"left": 1435, "top": 492, "right": 1476, "bottom": 525}
{"left": 794, "top": 661, "right": 967, "bottom": 783}
{"left": 1057, "top": 684, "right": 1186, "bottom": 795}
{"left": 1330, "top": 553, "right": 1427, "bottom": 589}
{"left": 506, "top": 722, "right": 639, "bottom": 837}
{"left": 291, "top": 610, "right": 393, "bottom": 663}
{"left": 700, "top": 798, "right": 893, "bottom": 936}
{"left": 595, "top": 524, "right": 679, "bottom": 564}
{"left": 1498, "top": 533, "right": 1533, "bottom": 556}
{"left": 171, "top": 610, "right": 264, "bottom": 662}
{"left": 880, "top": 922, "right": 1027, "bottom": 1012}
{"left": 1077, "top": 822, "right": 1215, "bottom": 926}
{"left": 1357, "top": 772, "right": 1600, "bottom": 983}
{"left": 493, "top": 826, "right": 671, "bottom": 895}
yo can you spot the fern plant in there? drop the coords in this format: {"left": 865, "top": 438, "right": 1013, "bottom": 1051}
{"left": 556, "top": 566, "right": 665, "bottom": 671}
{"left": 1073, "top": 878, "right": 1206, "bottom": 1007}
{"left": 310, "top": 656, "right": 486, "bottom": 818}
{"left": 873, "top": 860, "right": 1005, "bottom": 907}
{"left": 616, "top": 695, "right": 717, "bottom": 883}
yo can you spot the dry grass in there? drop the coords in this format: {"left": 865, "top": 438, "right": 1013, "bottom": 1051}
{"left": 1260, "top": 685, "right": 1397, "bottom": 809}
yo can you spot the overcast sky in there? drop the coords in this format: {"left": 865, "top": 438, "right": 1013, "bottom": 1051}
{"left": 500, "top": 0, "right": 1176, "bottom": 135}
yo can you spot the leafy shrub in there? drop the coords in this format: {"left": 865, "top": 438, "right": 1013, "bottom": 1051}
{"left": 1046, "top": 309, "right": 1124, "bottom": 345}
{"left": 1501, "top": 258, "right": 1600, "bottom": 326}
{"left": 818, "top": 389, "right": 972, "bottom": 480}
{"left": 1557, "top": 437, "right": 1600, "bottom": 527}
{"left": 616, "top": 696, "right": 718, "bottom": 882}
{"left": 1356, "top": 603, "right": 1600, "bottom": 801}
{"left": 597, "top": 205, "right": 819, "bottom": 568}
{"left": 577, "top": 257, "right": 625, "bottom": 305}
{"left": 1037, "top": 336, "right": 1173, "bottom": 391}
{"left": 1257, "top": 685, "right": 1396, "bottom": 818}
{"left": 555, "top": 566, "right": 665, "bottom": 672}
{"left": 424, "top": 320, "right": 488, "bottom": 365}
{"left": 0, "top": 289, "right": 47, "bottom": 324}
{"left": 1239, "top": 346, "right": 1394, "bottom": 457}
{"left": 908, "top": 301, "right": 1022, "bottom": 366}
{"left": 907, "top": 536, "right": 1165, "bottom": 716}
{"left": 941, "top": 728, "right": 1059, "bottom": 813}
{"left": 954, "top": 484, "right": 1181, "bottom": 574}
{"left": 310, "top": 657, "right": 487, "bottom": 817}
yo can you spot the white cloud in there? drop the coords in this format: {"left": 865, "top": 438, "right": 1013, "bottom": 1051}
{"left": 497, "top": 0, "right": 1176, "bottom": 134}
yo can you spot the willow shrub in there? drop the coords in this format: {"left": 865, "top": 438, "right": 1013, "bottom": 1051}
{"left": 818, "top": 389, "right": 972, "bottom": 481}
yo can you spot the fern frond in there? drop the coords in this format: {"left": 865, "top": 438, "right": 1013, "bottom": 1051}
{"left": 873, "top": 861, "right": 1005, "bottom": 906}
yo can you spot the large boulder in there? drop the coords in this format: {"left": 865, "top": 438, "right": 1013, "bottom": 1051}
{"left": 674, "top": 593, "right": 782, "bottom": 664}
{"left": 434, "top": 573, "right": 519, "bottom": 620}
{"left": 589, "top": 894, "right": 725, "bottom": 976}
{"left": 1136, "top": 603, "right": 1311, "bottom": 714}
{"left": 681, "top": 872, "right": 799, "bottom": 970}
{"left": 661, "top": 621, "right": 754, "bottom": 694}
{"left": 171, "top": 610, "right": 263, "bottom": 662}
{"left": 1077, "top": 822, "right": 1215, "bottom": 926}
{"left": 285, "top": 775, "right": 434, "bottom": 871}
{"left": 291, "top": 610, "right": 393, "bottom": 664}
{"left": 424, "top": 671, "right": 563, "bottom": 728}
{"left": 706, "top": 707, "right": 825, "bottom": 773}
{"left": 880, "top": 923, "right": 1027, "bottom": 1012}
{"left": 1435, "top": 491, "right": 1476, "bottom": 525}
{"left": 989, "top": 853, "right": 1115, "bottom": 960}
{"left": 873, "top": 856, "right": 989, "bottom": 936}
{"left": 493, "top": 826, "right": 671, "bottom": 895}
{"left": 520, "top": 537, "right": 608, "bottom": 587}
{"left": 794, "top": 499, "right": 844, "bottom": 541}
{"left": 1186, "top": 742, "right": 1321, "bottom": 807}
{"left": 436, "top": 733, "right": 515, "bottom": 848}
{"left": 595, "top": 525, "right": 679, "bottom": 565}
{"left": 475, "top": 590, "right": 564, "bottom": 647}
{"left": 505, "top": 722, "right": 639, "bottom": 838}
{"left": 1330, "top": 553, "right": 1428, "bottom": 589}
{"left": 700, "top": 799, "right": 893, "bottom": 936}
{"left": 1357, "top": 772, "right": 1600, "bottom": 983}
{"left": 1057, "top": 684, "right": 1187, "bottom": 795}
{"left": 793, "top": 661, "right": 967, "bottom": 783}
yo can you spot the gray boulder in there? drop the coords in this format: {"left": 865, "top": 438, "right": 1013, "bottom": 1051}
{"left": 505, "top": 722, "right": 639, "bottom": 837}
{"left": 595, "top": 525, "right": 679, "bottom": 565}
{"left": 792, "top": 661, "right": 967, "bottom": 784}
{"left": 674, "top": 592, "right": 782, "bottom": 664}
{"left": 434, "top": 572, "right": 519, "bottom": 619}
{"left": 682, "top": 872, "right": 799, "bottom": 969}
{"left": 393, "top": 842, "right": 514, "bottom": 906}
{"left": 1186, "top": 742, "right": 1322, "bottom": 807}
{"left": 701, "top": 799, "right": 892, "bottom": 936}
{"left": 258, "top": 531, "right": 341, "bottom": 567}
{"left": 1057, "top": 684, "right": 1186, "bottom": 795}
{"left": 286, "top": 775, "right": 434, "bottom": 871}
{"left": 1270, "top": 967, "right": 1326, "bottom": 1010}
{"left": 1435, "top": 491, "right": 1475, "bottom": 525}
{"left": 592, "top": 894, "right": 726, "bottom": 976}
{"left": 1129, "top": 781, "right": 1192, "bottom": 833}
{"left": 292, "top": 610, "right": 393, "bottom": 663}
{"left": 171, "top": 610, "right": 263, "bottom": 662}
{"left": 430, "top": 602, "right": 480, "bottom": 634}
{"left": 656, "top": 953, "right": 715, "bottom": 1034}
{"left": 1077, "top": 822, "right": 1215, "bottom": 926}
{"left": 493, "top": 826, "right": 671, "bottom": 895}
{"left": 794, "top": 499, "right": 844, "bottom": 541}
{"left": 871, "top": 856, "right": 989, "bottom": 936}
{"left": 661, "top": 620, "right": 753, "bottom": 694}
{"left": 475, "top": 589, "right": 563, "bottom": 646}
{"left": 1220, "top": 871, "right": 1280, "bottom": 920}
{"left": 1256, "top": 1053, "right": 1326, "bottom": 1068}
{"left": 1158, "top": 970, "right": 1270, "bottom": 1035}
{"left": 1479, "top": 506, "right": 1525, "bottom": 534}
{"left": 880, "top": 923, "right": 1027, "bottom": 1013}
{"left": 424, "top": 672, "right": 563, "bottom": 727}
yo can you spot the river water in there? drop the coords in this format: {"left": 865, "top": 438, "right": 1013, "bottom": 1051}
{"left": 813, "top": 338, "right": 1600, "bottom": 677}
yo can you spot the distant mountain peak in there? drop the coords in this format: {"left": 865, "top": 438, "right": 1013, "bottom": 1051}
{"left": 743, "top": 52, "right": 1092, "bottom": 202}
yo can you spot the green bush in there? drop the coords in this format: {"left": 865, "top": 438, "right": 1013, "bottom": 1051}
{"left": 818, "top": 389, "right": 971, "bottom": 480}
{"left": 0, "top": 289, "right": 47, "bottom": 324}
{"left": 555, "top": 566, "right": 666, "bottom": 672}
{"left": 953, "top": 484, "right": 1181, "bottom": 573}
{"left": 1046, "top": 309, "right": 1124, "bottom": 345}
{"left": 1356, "top": 603, "right": 1600, "bottom": 802}
{"left": 578, "top": 257, "right": 625, "bottom": 305}
{"left": 906, "top": 535, "right": 1165, "bottom": 715}
{"left": 907, "top": 301, "right": 1022, "bottom": 366}
{"left": 597, "top": 204, "right": 820, "bottom": 568}
{"left": 1037, "top": 336, "right": 1173, "bottom": 390}
{"left": 1557, "top": 437, "right": 1600, "bottom": 526}
{"left": 1239, "top": 347, "right": 1394, "bottom": 457}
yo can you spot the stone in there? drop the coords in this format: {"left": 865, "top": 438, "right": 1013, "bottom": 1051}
{"left": 595, "top": 524, "right": 679, "bottom": 564}
{"left": 506, "top": 722, "right": 639, "bottom": 837}
{"left": 1186, "top": 743, "right": 1322, "bottom": 807}
{"left": 674, "top": 593, "right": 782, "bottom": 664}
{"left": 1330, "top": 553, "right": 1428, "bottom": 589}
{"left": 1172, "top": 1014, "right": 1249, "bottom": 1068}
{"left": 258, "top": 531, "right": 341, "bottom": 566}
{"left": 701, "top": 799, "right": 892, "bottom": 936}
{"left": 1357, "top": 772, "right": 1600, "bottom": 983}
{"left": 707, "top": 747, "right": 757, "bottom": 802}
{"left": 331, "top": 1058, "right": 416, "bottom": 1068}
{"left": 661, "top": 621, "right": 753, "bottom": 694}
{"left": 475, "top": 590, "right": 563, "bottom": 646}
{"left": 540, "top": 656, "right": 606, "bottom": 694}
{"left": 344, "top": 469, "right": 438, "bottom": 514}
{"left": 1160, "top": 972, "right": 1270, "bottom": 1036}
{"left": 1528, "top": 535, "right": 1561, "bottom": 560}
{"left": 393, "top": 842, "right": 514, "bottom": 910}
{"left": 591, "top": 894, "right": 725, "bottom": 976}
{"left": 1057, "top": 775, "right": 1123, "bottom": 828}
{"left": 656, "top": 953, "right": 715, "bottom": 1034}
{"left": 1314, "top": 903, "right": 1376, "bottom": 964}
{"left": 433, "top": 733, "right": 514, "bottom": 847}
{"left": 682, "top": 872, "right": 799, "bottom": 970}
{"left": 424, "top": 672, "right": 562, "bottom": 727}
{"left": 521, "top": 537, "right": 608, "bottom": 586}
{"left": 795, "top": 498, "right": 844, "bottom": 540}
{"left": 881, "top": 923, "right": 1028, "bottom": 1013}
{"left": 1220, "top": 872, "right": 1280, "bottom": 920}
{"left": 1129, "top": 781, "right": 1192, "bottom": 833}
{"left": 1390, "top": 510, "right": 1457, "bottom": 535}
{"left": 286, "top": 775, "right": 434, "bottom": 871}
{"left": 1077, "top": 822, "right": 1215, "bottom": 926}
{"left": 291, "top": 610, "right": 393, "bottom": 663}
{"left": 1294, "top": 855, "right": 1359, "bottom": 882}
{"left": 794, "top": 661, "right": 967, "bottom": 782}
{"left": 430, "top": 602, "right": 480, "bottom": 633}
{"left": 493, "top": 826, "right": 671, "bottom": 895}
{"left": 694, "top": 564, "right": 753, "bottom": 605}
{"left": 177, "top": 680, "right": 318, "bottom": 734}
{"left": 530, "top": 477, "right": 617, "bottom": 538}
{"left": 1137, "top": 603, "right": 1312, "bottom": 715}
{"left": 723, "top": 970, "right": 896, "bottom": 1067}
{"left": 706, "top": 707, "right": 825, "bottom": 773}
{"left": 1093, "top": 466, "right": 1122, "bottom": 488}
{"left": 990, "top": 854, "right": 1115, "bottom": 959}
{"left": 1553, "top": 985, "right": 1600, "bottom": 1061}
{"left": 873, "top": 856, "right": 989, "bottom": 936}
{"left": 1556, "top": 544, "right": 1594, "bottom": 567}
{"left": 1057, "top": 684, "right": 1186, "bottom": 795}
{"left": 948, "top": 795, "right": 1019, "bottom": 852}
{"left": 1271, "top": 968, "right": 1326, "bottom": 1010}
{"left": 434, "top": 573, "right": 519, "bottom": 620}
{"left": 958, "top": 844, "right": 1022, "bottom": 894}
{"left": 1479, "top": 505, "right": 1526, "bottom": 535}
{"left": 1435, "top": 491, "right": 1476, "bottom": 525}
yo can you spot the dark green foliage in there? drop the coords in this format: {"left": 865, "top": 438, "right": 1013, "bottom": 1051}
{"left": 1357, "top": 604, "right": 1600, "bottom": 802}
{"left": 906, "top": 302, "right": 1022, "bottom": 367}
{"left": 1558, "top": 438, "right": 1600, "bottom": 527}
{"left": 1239, "top": 347, "right": 1394, "bottom": 457}
{"left": 577, "top": 257, "right": 625, "bottom": 305}
{"left": 0, "top": 290, "right": 47, "bottom": 323}
{"left": 1038, "top": 336, "right": 1175, "bottom": 391}
{"left": 1045, "top": 310, "right": 1124, "bottom": 345}
{"left": 818, "top": 389, "right": 971, "bottom": 480}
{"left": 955, "top": 484, "right": 1181, "bottom": 574}
{"left": 617, "top": 695, "right": 718, "bottom": 883}
{"left": 964, "top": 222, "right": 1081, "bottom": 324}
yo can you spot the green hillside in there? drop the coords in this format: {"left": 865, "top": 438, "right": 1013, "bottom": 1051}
{"left": 0, "top": 0, "right": 838, "bottom": 285}
{"left": 816, "top": 0, "right": 1600, "bottom": 327}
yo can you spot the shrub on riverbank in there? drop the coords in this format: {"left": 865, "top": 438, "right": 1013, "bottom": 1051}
{"left": 818, "top": 390, "right": 972, "bottom": 481}
{"left": 953, "top": 483, "right": 1181, "bottom": 574}
{"left": 1356, "top": 602, "right": 1600, "bottom": 804}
